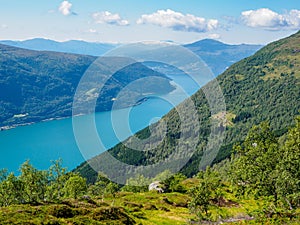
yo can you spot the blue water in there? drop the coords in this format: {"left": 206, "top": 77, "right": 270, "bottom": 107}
{"left": 0, "top": 73, "right": 203, "bottom": 172}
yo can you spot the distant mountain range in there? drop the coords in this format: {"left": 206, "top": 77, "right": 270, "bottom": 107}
{"left": 75, "top": 31, "right": 300, "bottom": 183}
{"left": 0, "top": 39, "right": 116, "bottom": 56}
{"left": 0, "top": 44, "right": 174, "bottom": 128}
{"left": 0, "top": 38, "right": 262, "bottom": 76}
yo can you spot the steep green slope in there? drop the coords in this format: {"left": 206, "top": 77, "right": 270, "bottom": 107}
{"left": 0, "top": 44, "right": 174, "bottom": 128}
{"left": 75, "top": 31, "right": 300, "bottom": 183}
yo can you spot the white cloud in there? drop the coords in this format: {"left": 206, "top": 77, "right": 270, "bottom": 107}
{"left": 92, "top": 11, "right": 129, "bottom": 26}
{"left": 286, "top": 9, "right": 300, "bottom": 28}
{"left": 208, "top": 33, "right": 221, "bottom": 39}
{"left": 136, "top": 9, "right": 218, "bottom": 33}
{"left": 84, "top": 29, "right": 102, "bottom": 35}
{"left": 1, "top": 24, "right": 8, "bottom": 29}
{"left": 89, "top": 29, "right": 97, "bottom": 33}
{"left": 59, "top": 1, "right": 73, "bottom": 16}
{"left": 241, "top": 8, "right": 300, "bottom": 30}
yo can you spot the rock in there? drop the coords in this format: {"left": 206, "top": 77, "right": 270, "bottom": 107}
{"left": 148, "top": 181, "right": 164, "bottom": 193}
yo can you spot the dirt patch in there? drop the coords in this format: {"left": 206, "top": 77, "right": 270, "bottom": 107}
{"left": 211, "top": 197, "right": 239, "bottom": 207}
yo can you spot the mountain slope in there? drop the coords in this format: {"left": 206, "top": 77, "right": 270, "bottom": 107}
{"left": 184, "top": 39, "right": 262, "bottom": 75}
{"left": 0, "top": 44, "right": 174, "bottom": 128}
{"left": 76, "top": 31, "right": 300, "bottom": 183}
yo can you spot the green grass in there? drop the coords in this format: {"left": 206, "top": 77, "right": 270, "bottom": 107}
{"left": 0, "top": 187, "right": 299, "bottom": 224}
{"left": 104, "top": 192, "right": 192, "bottom": 224}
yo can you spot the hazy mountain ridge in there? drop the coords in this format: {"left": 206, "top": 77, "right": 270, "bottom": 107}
{"left": 184, "top": 39, "right": 262, "bottom": 75}
{"left": 0, "top": 38, "right": 116, "bottom": 56}
{"left": 0, "top": 38, "right": 262, "bottom": 76}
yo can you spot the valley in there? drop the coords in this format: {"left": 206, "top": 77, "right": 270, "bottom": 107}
{"left": 0, "top": 4, "right": 299, "bottom": 222}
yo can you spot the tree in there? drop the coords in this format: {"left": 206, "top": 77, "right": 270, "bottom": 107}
{"left": 88, "top": 172, "right": 119, "bottom": 200}
{"left": 153, "top": 170, "right": 173, "bottom": 183}
{"left": 63, "top": 173, "right": 87, "bottom": 199}
{"left": 19, "top": 161, "right": 48, "bottom": 203}
{"left": 106, "top": 182, "right": 120, "bottom": 197}
{"left": 276, "top": 116, "right": 300, "bottom": 208}
{"left": 0, "top": 173, "right": 23, "bottom": 206}
{"left": 46, "top": 159, "right": 68, "bottom": 201}
{"left": 122, "top": 174, "right": 151, "bottom": 193}
{"left": 163, "top": 173, "right": 187, "bottom": 193}
{"left": 189, "top": 180, "right": 211, "bottom": 221}
{"left": 188, "top": 167, "right": 222, "bottom": 221}
{"left": 88, "top": 173, "right": 109, "bottom": 197}
{"left": 230, "top": 117, "right": 300, "bottom": 210}
{"left": 230, "top": 122, "right": 280, "bottom": 199}
{"left": 0, "top": 169, "right": 8, "bottom": 182}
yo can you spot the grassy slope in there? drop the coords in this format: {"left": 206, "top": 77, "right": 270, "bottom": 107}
{"left": 75, "top": 31, "right": 300, "bottom": 182}
{"left": 0, "top": 180, "right": 299, "bottom": 225}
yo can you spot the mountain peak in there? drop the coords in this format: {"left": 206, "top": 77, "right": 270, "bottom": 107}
{"left": 184, "top": 38, "right": 228, "bottom": 49}
{"left": 192, "top": 38, "right": 225, "bottom": 45}
{"left": 183, "top": 38, "right": 262, "bottom": 75}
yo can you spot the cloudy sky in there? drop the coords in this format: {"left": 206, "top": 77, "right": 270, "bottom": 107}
{"left": 0, "top": 0, "right": 299, "bottom": 44}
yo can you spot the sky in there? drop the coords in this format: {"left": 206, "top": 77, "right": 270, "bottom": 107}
{"left": 0, "top": 0, "right": 299, "bottom": 44}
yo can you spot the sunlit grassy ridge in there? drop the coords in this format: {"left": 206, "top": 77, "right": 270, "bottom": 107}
{"left": 0, "top": 182, "right": 299, "bottom": 224}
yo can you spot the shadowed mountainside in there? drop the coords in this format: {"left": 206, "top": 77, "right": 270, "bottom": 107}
{"left": 0, "top": 44, "right": 174, "bottom": 128}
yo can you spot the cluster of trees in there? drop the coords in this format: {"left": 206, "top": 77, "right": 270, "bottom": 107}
{"left": 188, "top": 116, "right": 300, "bottom": 222}
{"left": 230, "top": 116, "right": 300, "bottom": 209}
{"left": 188, "top": 168, "right": 223, "bottom": 220}
{"left": 0, "top": 160, "right": 87, "bottom": 206}
{"left": 0, "top": 159, "right": 189, "bottom": 207}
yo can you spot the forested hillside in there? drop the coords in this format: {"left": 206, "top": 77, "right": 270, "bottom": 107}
{"left": 76, "top": 31, "right": 300, "bottom": 183}
{"left": 0, "top": 44, "right": 174, "bottom": 128}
